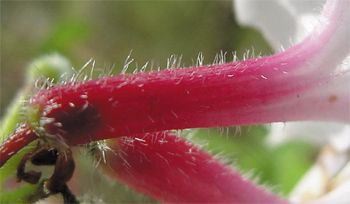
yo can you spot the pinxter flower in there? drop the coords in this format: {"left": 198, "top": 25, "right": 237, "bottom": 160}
{"left": 0, "top": 0, "right": 349, "bottom": 202}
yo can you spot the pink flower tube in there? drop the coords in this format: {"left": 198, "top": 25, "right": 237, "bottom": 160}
{"left": 103, "top": 131, "right": 286, "bottom": 203}
{"left": 0, "top": 0, "right": 348, "bottom": 202}
{"left": 28, "top": 0, "right": 350, "bottom": 146}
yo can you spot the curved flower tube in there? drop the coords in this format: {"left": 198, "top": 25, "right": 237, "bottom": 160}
{"left": 235, "top": 0, "right": 349, "bottom": 146}
{"left": 234, "top": 0, "right": 350, "bottom": 202}
{"left": 102, "top": 131, "right": 286, "bottom": 203}
{"left": 27, "top": 0, "right": 350, "bottom": 146}
{"left": 0, "top": 0, "right": 348, "bottom": 202}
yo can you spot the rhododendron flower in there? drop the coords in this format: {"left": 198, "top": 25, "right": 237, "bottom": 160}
{"left": 0, "top": 0, "right": 349, "bottom": 203}
{"left": 103, "top": 0, "right": 349, "bottom": 202}
{"left": 25, "top": 0, "right": 349, "bottom": 146}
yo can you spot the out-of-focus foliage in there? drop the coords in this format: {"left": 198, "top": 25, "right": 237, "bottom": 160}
{"left": 0, "top": 1, "right": 316, "bottom": 202}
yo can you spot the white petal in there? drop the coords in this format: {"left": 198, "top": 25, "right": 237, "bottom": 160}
{"left": 234, "top": 0, "right": 296, "bottom": 50}
{"left": 311, "top": 180, "right": 350, "bottom": 204}
{"left": 266, "top": 122, "right": 346, "bottom": 146}
{"left": 289, "top": 127, "right": 350, "bottom": 202}
{"left": 284, "top": 0, "right": 325, "bottom": 14}
{"left": 233, "top": 0, "right": 326, "bottom": 50}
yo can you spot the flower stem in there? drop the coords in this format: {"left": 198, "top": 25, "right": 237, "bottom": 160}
{"left": 0, "top": 123, "right": 38, "bottom": 167}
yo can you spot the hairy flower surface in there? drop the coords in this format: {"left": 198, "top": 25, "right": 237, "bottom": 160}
{"left": 235, "top": 0, "right": 350, "bottom": 202}
{"left": 28, "top": 0, "right": 349, "bottom": 147}
{"left": 234, "top": 0, "right": 350, "bottom": 145}
{"left": 103, "top": 131, "right": 285, "bottom": 203}
{"left": 0, "top": 0, "right": 349, "bottom": 202}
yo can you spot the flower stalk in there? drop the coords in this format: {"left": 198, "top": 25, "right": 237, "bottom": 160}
{"left": 0, "top": 123, "right": 38, "bottom": 167}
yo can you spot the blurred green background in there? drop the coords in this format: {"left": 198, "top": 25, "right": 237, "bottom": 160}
{"left": 0, "top": 0, "right": 317, "bottom": 202}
